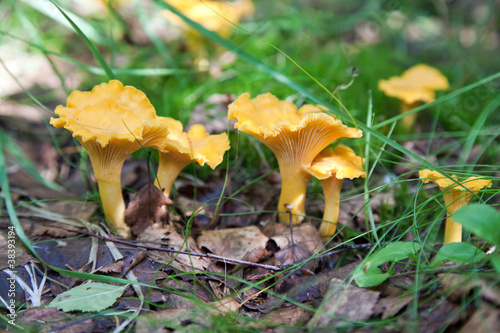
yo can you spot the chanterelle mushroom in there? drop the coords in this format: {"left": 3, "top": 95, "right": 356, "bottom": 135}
{"left": 305, "top": 146, "right": 366, "bottom": 241}
{"left": 379, "top": 64, "right": 449, "bottom": 130}
{"left": 50, "top": 80, "right": 170, "bottom": 238}
{"left": 165, "top": 0, "right": 255, "bottom": 38}
{"left": 154, "top": 117, "right": 230, "bottom": 197}
{"left": 420, "top": 169, "right": 491, "bottom": 244}
{"left": 164, "top": 0, "right": 254, "bottom": 58}
{"left": 228, "top": 92, "right": 362, "bottom": 225}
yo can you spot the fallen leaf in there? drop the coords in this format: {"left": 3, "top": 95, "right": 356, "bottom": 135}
{"left": 412, "top": 298, "right": 461, "bottom": 333}
{"left": 460, "top": 307, "right": 500, "bottom": 332}
{"left": 197, "top": 226, "right": 269, "bottom": 261}
{"left": 49, "top": 282, "right": 127, "bottom": 312}
{"left": 137, "top": 224, "right": 212, "bottom": 272}
{"left": 125, "top": 183, "right": 173, "bottom": 237}
{"left": 0, "top": 229, "right": 33, "bottom": 270}
{"left": 17, "top": 307, "right": 94, "bottom": 333}
{"left": 262, "top": 304, "right": 313, "bottom": 326}
{"left": 372, "top": 295, "right": 413, "bottom": 319}
{"left": 269, "top": 222, "right": 323, "bottom": 256}
{"left": 310, "top": 278, "right": 380, "bottom": 327}
{"left": 439, "top": 273, "right": 500, "bottom": 304}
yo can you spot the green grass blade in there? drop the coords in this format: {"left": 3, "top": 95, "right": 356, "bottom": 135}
{"left": 48, "top": 0, "right": 115, "bottom": 80}
{"left": 459, "top": 94, "right": 500, "bottom": 168}
{"left": 20, "top": 0, "right": 106, "bottom": 44}
{"left": 1, "top": 31, "right": 187, "bottom": 77}
{"left": 0, "top": 132, "right": 62, "bottom": 191}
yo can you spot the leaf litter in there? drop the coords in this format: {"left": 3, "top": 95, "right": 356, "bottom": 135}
{"left": 1, "top": 55, "right": 499, "bottom": 333}
{"left": 3, "top": 157, "right": 499, "bottom": 332}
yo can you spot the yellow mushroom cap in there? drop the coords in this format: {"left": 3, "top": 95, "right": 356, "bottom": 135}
{"left": 165, "top": 0, "right": 255, "bottom": 37}
{"left": 50, "top": 80, "right": 163, "bottom": 146}
{"left": 156, "top": 117, "right": 230, "bottom": 169}
{"left": 305, "top": 146, "right": 366, "bottom": 180}
{"left": 419, "top": 169, "right": 491, "bottom": 192}
{"left": 228, "top": 93, "right": 362, "bottom": 158}
{"left": 378, "top": 64, "right": 449, "bottom": 104}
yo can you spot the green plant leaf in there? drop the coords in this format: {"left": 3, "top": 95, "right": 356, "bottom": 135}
{"left": 490, "top": 255, "right": 500, "bottom": 274}
{"left": 453, "top": 204, "right": 500, "bottom": 246}
{"left": 430, "top": 243, "right": 485, "bottom": 267}
{"left": 353, "top": 242, "right": 421, "bottom": 288}
{"left": 49, "top": 282, "right": 127, "bottom": 312}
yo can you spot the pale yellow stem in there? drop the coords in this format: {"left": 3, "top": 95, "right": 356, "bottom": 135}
{"left": 278, "top": 174, "right": 309, "bottom": 226}
{"left": 442, "top": 191, "right": 470, "bottom": 244}
{"left": 319, "top": 178, "right": 343, "bottom": 241}
{"left": 400, "top": 102, "right": 420, "bottom": 131}
{"left": 96, "top": 179, "right": 130, "bottom": 238}
{"left": 155, "top": 153, "right": 191, "bottom": 197}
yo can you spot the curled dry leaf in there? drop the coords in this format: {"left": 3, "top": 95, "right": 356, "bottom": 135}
{"left": 125, "top": 183, "right": 173, "bottom": 237}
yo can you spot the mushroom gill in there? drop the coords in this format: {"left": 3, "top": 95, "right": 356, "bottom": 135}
{"left": 228, "top": 92, "right": 362, "bottom": 225}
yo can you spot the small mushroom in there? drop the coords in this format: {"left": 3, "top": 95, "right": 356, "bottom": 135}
{"left": 305, "top": 145, "right": 366, "bottom": 241}
{"left": 228, "top": 92, "right": 362, "bottom": 225}
{"left": 378, "top": 64, "right": 449, "bottom": 130}
{"left": 154, "top": 117, "right": 230, "bottom": 197}
{"left": 419, "top": 169, "right": 491, "bottom": 244}
{"left": 50, "top": 80, "right": 170, "bottom": 238}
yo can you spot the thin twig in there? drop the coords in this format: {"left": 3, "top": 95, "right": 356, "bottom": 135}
{"left": 72, "top": 229, "right": 375, "bottom": 272}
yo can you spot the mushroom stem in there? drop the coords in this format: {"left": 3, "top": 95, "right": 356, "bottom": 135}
{"left": 400, "top": 101, "right": 420, "bottom": 131}
{"left": 442, "top": 191, "right": 469, "bottom": 244}
{"left": 319, "top": 177, "right": 343, "bottom": 241}
{"left": 278, "top": 173, "right": 310, "bottom": 225}
{"left": 96, "top": 179, "right": 130, "bottom": 238}
{"left": 155, "top": 153, "right": 191, "bottom": 197}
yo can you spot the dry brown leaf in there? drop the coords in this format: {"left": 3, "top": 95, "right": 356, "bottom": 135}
{"left": 125, "top": 184, "right": 173, "bottom": 237}
{"left": 262, "top": 304, "right": 313, "bottom": 326}
{"left": 439, "top": 273, "right": 500, "bottom": 304}
{"left": 20, "top": 218, "right": 82, "bottom": 240}
{"left": 0, "top": 229, "right": 33, "bottom": 270}
{"left": 372, "top": 295, "right": 413, "bottom": 319}
{"left": 96, "top": 260, "right": 124, "bottom": 274}
{"left": 270, "top": 222, "right": 323, "bottom": 255}
{"left": 311, "top": 278, "right": 380, "bottom": 327}
{"left": 137, "top": 224, "right": 211, "bottom": 272}
{"left": 197, "top": 226, "right": 269, "bottom": 261}
{"left": 460, "top": 307, "right": 500, "bottom": 332}
{"left": 17, "top": 307, "right": 93, "bottom": 333}
{"left": 413, "top": 298, "right": 461, "bottom": 333}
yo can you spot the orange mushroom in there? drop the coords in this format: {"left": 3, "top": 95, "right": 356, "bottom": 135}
{"left": 228, "top": 93, "right": 362, "bottom": 225}
{"left": 305, "top": 146, "right": 366, "bottom": 241}
{"left": 419, "top": 169, "right": 491, "bottom": 244}
{"left": 50, "top": 80, "right": 169, "bottom": 238}
{"left": 379, "top": 64, "right": 449, "bottom": 130}
{"left": 154, "top": 117, "right": 230, "bottom": 197}
{"left": 164, "top": 0, "right": 255, "bottom": 57}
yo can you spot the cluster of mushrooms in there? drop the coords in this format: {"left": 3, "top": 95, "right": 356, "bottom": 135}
{"left": 51, "top": 65, "right": 492, "bottom": 245}
{"left": 50, "top": 80, "right": 230, "bottom": 238}
{"left": 50, "top": 80, "right": 366, "bottom": 241}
